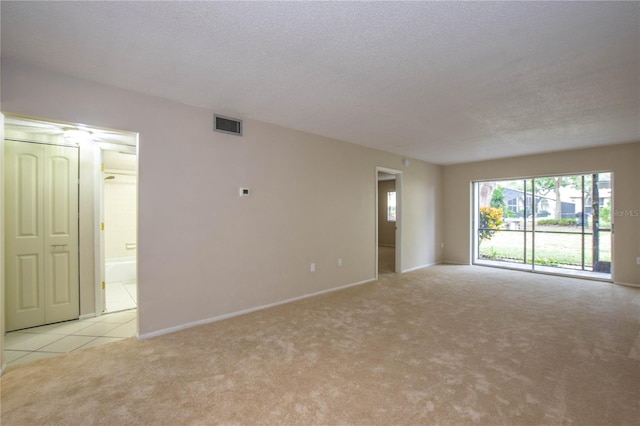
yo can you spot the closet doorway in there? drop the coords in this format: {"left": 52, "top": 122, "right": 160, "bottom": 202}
{"left": 4, "top": 139, "right": 79, "bottom": 331}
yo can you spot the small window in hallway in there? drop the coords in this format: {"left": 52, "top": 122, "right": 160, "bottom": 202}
{"left": 387, "top": 191, "right": 396, "bottom": 222}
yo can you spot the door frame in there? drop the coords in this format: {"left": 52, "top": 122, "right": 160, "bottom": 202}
{"left": 93, "top": 143, "right": 138, "bottom": 315}
{"left": 1, "top": 113, "right": 5, "bottom": 375}
{"left": 375, "top": 166, "right": 403, "bottom": 278}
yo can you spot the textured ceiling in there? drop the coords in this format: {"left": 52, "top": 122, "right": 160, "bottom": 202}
{"left": 2, "top": 1, "right": 639, "bottom": 165}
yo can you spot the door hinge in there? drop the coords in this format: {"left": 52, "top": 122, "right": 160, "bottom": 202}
{"left": 101, "top": 163, "right": 105, "bottom": 172}
{"left": 101, "top": 222, "right": 105, "bottom": 231}
{"left": 102, "top": 281, "right": 106, "bottom": 290}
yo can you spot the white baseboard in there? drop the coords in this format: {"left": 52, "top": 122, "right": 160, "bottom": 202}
{"left": 138, "top": 278, "right": 376, "bottom": 340}
{"left": 402, "top": 261, "right": 443, "bottom": 273}
{"left": 79, "top": 313, "right": 97, "bottom": 320}
{"left": 614, "top": 281, "right": 640, "bottom": 288}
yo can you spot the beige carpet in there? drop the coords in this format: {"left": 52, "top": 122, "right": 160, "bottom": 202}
{"left": 378, "top": 245, "right": 395, "bottom": 275}
{"left": 1, "top": 265, "right": 639, "bottom": 425}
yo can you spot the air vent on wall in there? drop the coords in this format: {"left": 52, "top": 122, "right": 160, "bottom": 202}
{"left": 214, "top": 114, "right": 242, "bottom": 136}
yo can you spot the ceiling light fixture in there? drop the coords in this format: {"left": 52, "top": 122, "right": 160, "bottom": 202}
{"left": 63, "top": 128, "right": 92, "bottom": 145}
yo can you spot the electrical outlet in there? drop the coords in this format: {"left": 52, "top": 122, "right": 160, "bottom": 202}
{"left": 338, "top": 258, "right": 343, "bottom": 267}
{"left": 441, "top": 242, "right": 445, "bottom": 249}
{"left": 310, "top": 263, "right": 316, "bottom": 272}
{"left": 636, "top": 257, "right": 640, "bottom": 265}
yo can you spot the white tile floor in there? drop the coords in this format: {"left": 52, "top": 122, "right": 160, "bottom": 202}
{"left": 106, "top": 280, "right": 137, "bottom": 313}
{"left": 4, "top": 309, "right": 137, "bottom": 368}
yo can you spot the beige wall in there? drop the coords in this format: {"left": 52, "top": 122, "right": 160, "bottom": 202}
{"left": 1, "top": 60, "right": 444, "bottom": 335}
{"left": 378, "top": 179, "right": 396, "bottom": 247}
{"left": 443, "top": 142, "right": 640, "bottom": 285}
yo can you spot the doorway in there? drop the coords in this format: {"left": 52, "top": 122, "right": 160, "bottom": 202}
{"left": 3, "top": 116, "right": 138, "bottom": 321}
{"left": 376, "top": 167, "right": 402, "bottom": 276}
{"left": 99, "top": 147, "right": 138, "bottom": 313}
{"left": 2, "top": 116, "right": 138, "bottom": 371}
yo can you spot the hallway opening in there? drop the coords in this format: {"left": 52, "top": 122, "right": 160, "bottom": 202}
{"left": 3, "top": 115, "right": 139, "bottom": 369}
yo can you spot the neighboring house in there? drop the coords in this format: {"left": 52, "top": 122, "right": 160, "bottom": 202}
{"left": 500, "top": 188, "right": 575, "bottom": 219}
{"left": 499, "top": 182, "right": 612, "bottom": 221}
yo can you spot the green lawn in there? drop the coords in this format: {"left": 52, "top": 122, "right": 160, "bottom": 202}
{"left": 479, "top": 228, "right": 611, "bottom": 270}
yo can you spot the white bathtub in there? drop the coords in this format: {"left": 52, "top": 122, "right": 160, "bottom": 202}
{"left": 105, "top": 256, "right": 137, "bottom": 283}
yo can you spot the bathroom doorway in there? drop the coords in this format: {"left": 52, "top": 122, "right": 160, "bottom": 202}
{"left": 99, "top": 146, "right": 138, "bottom": 313}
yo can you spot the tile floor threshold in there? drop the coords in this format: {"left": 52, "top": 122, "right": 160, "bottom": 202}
{"left": 4, "top": 309, "right": 137, "bottom": 369}
{"left": 106, "top": 280, "right": 137, "bottom": 312}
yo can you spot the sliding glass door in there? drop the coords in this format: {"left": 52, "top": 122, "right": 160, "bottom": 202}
{"left": 474, "top": 173, "right": 612, "bottom": 279}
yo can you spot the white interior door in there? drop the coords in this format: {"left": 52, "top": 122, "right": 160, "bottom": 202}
{"left": 5, "top": 140, "right": 79, "bottom": 331}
